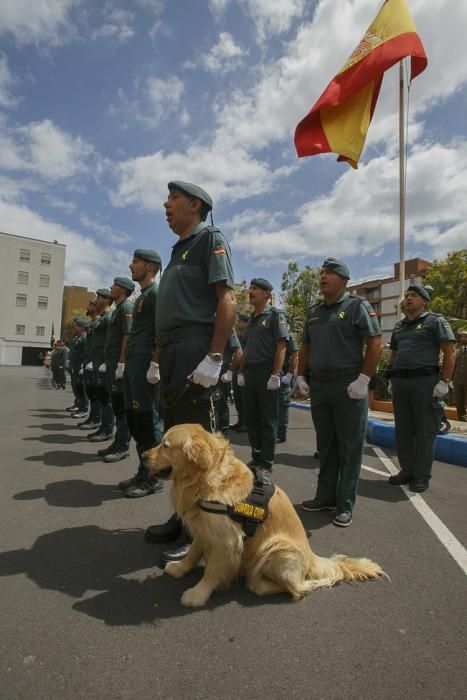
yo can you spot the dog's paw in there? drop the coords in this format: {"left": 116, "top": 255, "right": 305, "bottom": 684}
{"left": 181, "top": 585, "right": 210, "bottom": 608}
{"left": 164, "top": 561, "right": 186, "bottom": 579}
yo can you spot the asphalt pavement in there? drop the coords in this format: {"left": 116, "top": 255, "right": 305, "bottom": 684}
{"left": 1, "top": 365, "right": 466, "bottom": 699}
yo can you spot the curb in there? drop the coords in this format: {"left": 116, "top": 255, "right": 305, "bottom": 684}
{"left": 366, "top": 419, "right": 467, "bottom": 467}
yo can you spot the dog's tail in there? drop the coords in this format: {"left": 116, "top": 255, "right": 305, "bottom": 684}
{"left": 305, "top": 553, "right": 386, "bottom": 590}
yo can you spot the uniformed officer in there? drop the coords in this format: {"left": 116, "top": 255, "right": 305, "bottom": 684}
{"left": 237, "top": 279, "right": 289, "bottom": 473}
{"left": 217, "top": 330, "right": 242, "bottom": 433}
{"left": 144, "top": 180, "right": 236, "bottom": 562}
{"left": 52, "top": 340, "right": 67, "bottom": 389}
{"left": 387, "top": 283, "right": 456, "bottom": 492}
{"left": 98, "top": 276, "right": 135, "bottom": 463}
{"left": 66, "top": 320, "right": 80, "bottom": 412}
{"left": 88, "top": 289, "right": 115, "bottom": 443}
{"left": 118, "top": 250, "right": 163, "bottom": 498}
{"left": 277, "top": 323, "right": 298, "bottom": 443}
{"left": 453, "top": 330, "right": 467, "bottom": 421}
{"left": 231, "top": 313, "right": 249, "bottom": 432}
{"left": 68, "top": 317, "right": 90, "bottom": 418}
{"left": 78, "top": 300, "right": 102, "bottom": 431}
{"left": 298, "top": 257, "right": 382, "bottom": 528}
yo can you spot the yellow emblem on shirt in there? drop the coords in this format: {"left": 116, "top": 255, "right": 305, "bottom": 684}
{"left": 338, "top": 311, "right": 345, "bottom": 320}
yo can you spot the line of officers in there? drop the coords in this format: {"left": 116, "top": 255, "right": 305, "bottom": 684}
{"left": 60, "top": 179, "right": 457, "bottom": 564}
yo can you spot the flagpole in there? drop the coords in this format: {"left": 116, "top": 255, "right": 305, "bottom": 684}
{"left": 398, "top": 60, "right": 406, "bottom": 313}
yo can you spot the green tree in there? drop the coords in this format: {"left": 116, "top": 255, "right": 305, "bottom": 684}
{"left": 234, "top": 278, "right": 251, "bottom": 316}
{"left": 280, "top": 262, "right": 320, "bottom": 337}
{"left": 424, "top": 249, "right": 467, "bottom": 330}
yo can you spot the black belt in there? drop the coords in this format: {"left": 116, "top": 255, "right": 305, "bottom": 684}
{"left": 311, "top": 367, "right": 360, "bottom": 382}
{"left": 158, "top": 324, "right": 213, "bottom": 347}
{"left": 390, "top": 366, "right": 439, "bottom": 378}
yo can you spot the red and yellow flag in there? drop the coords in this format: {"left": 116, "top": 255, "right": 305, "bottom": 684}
{"left": 294, "top": 0, "right": 427, "bottom": 168}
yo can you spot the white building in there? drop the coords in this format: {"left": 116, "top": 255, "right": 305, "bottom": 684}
{"left": 0, "top": 232, "right": 66, "bottom": 365}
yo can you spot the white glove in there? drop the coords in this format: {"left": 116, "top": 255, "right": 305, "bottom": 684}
{"left": 85, "top": 362, "right": 93, "bottom": 371}
{"left": 281, "top": 372, "right": 293, "bottom": 386}
{"left": 115, "top": 362, "right": 125, "bottom": 380}
{"left": 347, "top": 373, "right": 370, "bottom": 400}
{"left": 221, "top": 369, "right": 233, "bottom": 383}
{"left": 79, "top": 366, "right": 84, "bottom": 376}
{"left": 433, "top": 379, "right": 449, "bottom": 398}
{"left": 98, "top": 363, "right": 106, "bottom": 373}
{"left": 237, "top": 372, "right": 245, "bottom": 387}
{"left": 267, "top": 374, "right": 281, "bottom": 390}
{"left": 191, "top": 355, "right": 222, "bottom": 388}
{"left": 146, "top": 361, "right": 160, "bottom": 384}
{"left": 296, "top": 375, "right": 310, "bottom": 398}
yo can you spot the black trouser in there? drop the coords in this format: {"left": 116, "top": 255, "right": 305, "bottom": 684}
{"left": 94, "top": 368, "right": 115, "bottom": 435}
{"left": 216, "top": 379, "right": 231, "bottom": 431}
{"left": 392, "top": 375, "right": 443, "bottom": 481}
{"left": 244, "top": 364, "right": 279, "bottom": 470}
{"left": 84, "top": 369, "right": 101, "bottom": 424}
{"left": 74, "top": 369, "right": 89, "bottom": 411}
{"left": 106, "top": 356, "right": 131, "bottom": 451}
{"left": 232, "top": 372, "right": 245, "bottom": 426}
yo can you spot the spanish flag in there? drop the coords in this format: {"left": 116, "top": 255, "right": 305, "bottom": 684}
{"left": 294, "top": 0, "right": 427, "bottom": 168}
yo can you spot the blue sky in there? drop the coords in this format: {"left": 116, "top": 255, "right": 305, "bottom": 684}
{"left": 1, "top": 0, "right": 466, "bottom": 298}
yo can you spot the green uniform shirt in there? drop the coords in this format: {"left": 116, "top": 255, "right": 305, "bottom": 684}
{"left": 282, "top": 336, "right": 298, "bottom": 374}
{"left": 83, "top": 324, "right": 95, "bottom": 365}
{"left": 105, "top": 298, "right": 133, "bottom": 357}
{"left": 71, "top": 334, "right": 86, "bottom": 370}
{"left": 156, "top": 223, "right": 235, "bottom": 334}
{"left": 244, "top": 307, "right": 289, "bottom": 365}
{"left": 222, "top": 330, "right": 241, "bottom": 370}
{"left": 390, "top": 311, "right": 455, "bottom": 369}
{"left": 90, "top": 310, "right": 112, "bottom": 366}
{"left": 302, "top": 293, "right": 381, "bottom": 371}
{"left": 127, "top": 282, "right": 157, "bottom": 354}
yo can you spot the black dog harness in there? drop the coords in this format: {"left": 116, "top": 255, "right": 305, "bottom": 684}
{"left": 199, "top": 474, "right": 275, "bottom": 538}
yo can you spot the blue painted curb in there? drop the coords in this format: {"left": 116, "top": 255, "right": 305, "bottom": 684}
{"left": 366, "top": 418, "right": 467, "bottom": 467}
{"left": 290, "top": 401, "right": 310, "bottom": 411}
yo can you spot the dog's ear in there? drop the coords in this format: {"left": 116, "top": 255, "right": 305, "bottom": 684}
{"left": 183, "top": 435, "right": 210, "bottom": 468}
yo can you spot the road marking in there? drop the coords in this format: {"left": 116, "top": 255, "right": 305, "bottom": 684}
{"left": 372, "top": 445, "right": 467, "bottom": 576}
{"left": 362, "top": 464, "right": 389, "bottom": 477}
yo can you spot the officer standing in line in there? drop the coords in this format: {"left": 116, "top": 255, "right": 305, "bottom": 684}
{"left": 66, "top": 321, "right": 80, "bottom": 412}
{"left": 277, "top": 326, "right": 298, "bottom": 444}
{"left": 88, "top": 289, "right": 115, "bottom": 443}
{"left": 52, "top": 340, "right": 68, "bottom": 389}
{"left": 387, "top": 283, "right": 456, "bottom": 492}
{"left": 118, "top": 250, "right": 164, "bottom": 498}
{"left": 231, "top": 313, "right": 249, "bottom": 432}
{"left": 297, "top": 257, "right": 382, "bottom": 528}
{"left": 453, "top": 330, "right": 467, "bottom": 421}
{"left": 78, "top": 300, "right": 101, "bottom": 431}
{"left": 68, "top": 318, "right": 90, "bottom": 419}
{"left": 237, "top": 279, "right": 289, "bottom": 474}
{"left": 144, "top": 180, "right": 236, "bottom": 562}
{"left": 217, "top": 330, "right": 242, "bottom": 433}
{"left": 97, "top": 276, "right": 136, "bottom": 463}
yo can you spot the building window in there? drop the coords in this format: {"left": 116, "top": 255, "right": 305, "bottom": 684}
{"left": 18, "top": 271, "right": 29, "bottom": 284}
{"left": 38, "top": 296, "right": 48, "bottom": 309}
{"left": 40, "top": 252, "right": 51, "bottom": 265}
{"left": 36, "top": 326, "right": 45, "bottom": 336}
{"left": 16, "top": 293, "right": 27, "bottom": 306}
{"left": 39, "top": 274, "right": 50, "bottom": 287}
{"left": 19, "top": 249, "right": 30, "bottom": 262}
{"left": 16, "top": 324, "right": 25, "bottom": 334}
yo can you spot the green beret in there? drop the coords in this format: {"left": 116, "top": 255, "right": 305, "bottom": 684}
{"left": 250, "top": 277, "right": 273, "bottom": 291}
{"left": 113, "top": 276, "right": 135, "bottom": 292}
{"left": 168, "top": 181, "right": 213, "bottom": 211}
{"left": 321, "top": 257, "right": 350, "bottom": 280}
{"left": 407, "top": 283, "right": 431, "bottom": 301}
{"left": 96, "top": 288, "right": 112, "bottom": 299}
{"left": 133, "top": 248, "right": 162, "bottom": 265}
{"left": 74, "top": 317, "right": 90, "bottom": 328}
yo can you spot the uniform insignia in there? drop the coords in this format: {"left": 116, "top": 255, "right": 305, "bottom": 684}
{"left": 338, "top": 311, "right": 345, "bottom": 320}
{"left": 416, "top": 323, "right": 423, "bottom": 329}
{"left": 138, "top": 300, "right": 144, "bottom": 312}
{"left": 181, "top": 251, "right": 188, "bottom": 260}
{"left": 214, "top": 246, "right": 225, "bottom": 255}
{"left": 132, "top": 400, "right": 140, "bottom": 409}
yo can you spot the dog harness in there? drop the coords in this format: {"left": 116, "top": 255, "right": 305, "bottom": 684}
{"left": 199, "top": 475, "right": 275, "bottom": 538}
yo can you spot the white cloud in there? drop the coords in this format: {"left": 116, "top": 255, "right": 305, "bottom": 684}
{"left": 80, "top": 213, "right": 131, "bottom": 244}
{"left": 227, "top": 140, "right": 467, "bottom": 263}
{"left": 240, "top": 0, "right": 307, "bottom": 42}
{"left": 0, "top": 198, "right": 132, "bottom": 290}
{"left": 0, "top": 0, "right": 76, "bottom": 46}
{"left": 190, "top": 32, "right": 248, "bottom": 74}
{"left": 0, "top": 119, "right": 94, "bottom": 180}
{"left": 0, "top": 54, "right": 17, "bottom": 108}
{"left": 91, "top": 7, "right": 135, "bottom": 43}
{"left": 145, "top": 75, "right": 185, "bottom": 123}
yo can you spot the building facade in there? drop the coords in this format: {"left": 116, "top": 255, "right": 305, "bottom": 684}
{"left": 348, "top": 258, "right": 432, "bottom": 343}
{"left": 0, "top": 232, "right": 66, "bottom": 365}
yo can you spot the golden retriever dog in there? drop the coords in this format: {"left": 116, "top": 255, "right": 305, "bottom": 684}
{"left": 144, "top": 424, "right": 385, "bottom": 608}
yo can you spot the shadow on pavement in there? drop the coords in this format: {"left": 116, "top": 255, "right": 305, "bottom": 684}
{"left": 25, "top": 450, "right": 102, "bottom": 467}
{"left": 275, "top": 452, "right": 318, "bottom": 470}
{"left": 0, "top": 525, "right": 292, "bottom": 626}
{"left": 357, "top": 476, "right": 408, "bottom": 504}
{"left": 14, "top": 479, "right": 124, "bottom": 507}
{"left": 23, "top": 433, "right": 88, "bottom": 445}
{"left": 27, "top": 423, "right": 75, "bottom": 431}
